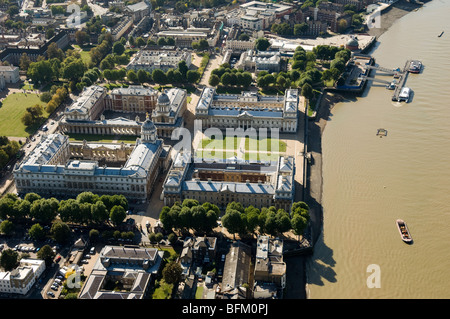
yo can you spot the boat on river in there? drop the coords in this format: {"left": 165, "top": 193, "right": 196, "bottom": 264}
{"left": 396, "top": 219, "right": 413, "bottom": 243}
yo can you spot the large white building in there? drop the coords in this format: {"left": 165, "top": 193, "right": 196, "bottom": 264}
{"left": 60, "top": 86, "right": 187, "bottom": 139}
{"left": 0, "top": 259, "right": 46, "bottom": 295}
{"left": 226, "top": 1, "right": 293, "bottom": 31}
{"left": 195, "top": 87, "right": 301, "bottom": 133}
{"left": 126, "top": 46, "right": 191, "bottom": 73}
{"left": 14, "top": 116, "right": 170, "bottom": 200}
{"left": 163, "top": 151, "right": 295, "bottom": 211}
{"left": 235, "top": 49, "right": 281, "bottom": 73}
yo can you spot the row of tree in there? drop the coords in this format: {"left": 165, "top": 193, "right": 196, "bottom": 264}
{"left": 0, "top": 136, "right": 20, "bottom": 170}
{"left": 208, "top": 66, "right": 253, "bottom": 88}
{"left": 159, "top": 199, "right": 310, "bottom": 239}
{"left": 221, "top": 201, "right": 310, "bottom": 239}
{"left": 0, "top": 192, "right": 129, "bottom": 227}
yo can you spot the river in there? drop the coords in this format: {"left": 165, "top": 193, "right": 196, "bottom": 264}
{"left": 305, "top": 0, "right": 450, "bottom": 299}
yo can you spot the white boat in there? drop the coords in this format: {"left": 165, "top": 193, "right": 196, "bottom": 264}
{"left": 398, "top": 87, "right": 410, "bottom": 102}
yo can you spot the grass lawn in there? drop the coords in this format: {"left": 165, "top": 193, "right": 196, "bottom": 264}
{"left": 245, "top": 137, "right": 286, "bottom": 153}
{"left": 72, "top": 44, "right": 92, "bottom": 65}
{"left": 197, "top": 135, "right": 286, "bottom": 161}
{"left": 0, "top": 92, "right": 48, "bottom": 137}
{"left": 201, "top": 136, "right": 239, "bottom": 150}
{"left": 68, "top": 133, "right": 138, "bottom": 143}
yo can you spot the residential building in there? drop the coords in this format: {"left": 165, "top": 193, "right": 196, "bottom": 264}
{"left": 226, "top": 1, "right": 293, "bottom": 31}
{"left": 78, "top": 245, "right": 164, "bottom": 299}
{"left": 126, "top": 46, "right": 192, "bottom": 73}
{"left": 195, "top": 87, "right": 301, "bottom": 133}
{"left": 254, "top": 235, "right": 286, "bottom": 294}
{"left": 0, "top": 259, "right": 46, "bottom": 295}
{"left": 235, "top": 49, "right": 281, "bottom": 73}
{"left": 156, "top": 24, "right": 221, "bottom": 48}
{"left": 220, "top": 241, "right": 252, "bottom": 299}
{"left": 125, "top": 1, "right": 151, "bottom": 22}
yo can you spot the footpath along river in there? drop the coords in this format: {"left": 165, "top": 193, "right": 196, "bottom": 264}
{"left": 305, "top": 0, "right": 450, "bottom": 299}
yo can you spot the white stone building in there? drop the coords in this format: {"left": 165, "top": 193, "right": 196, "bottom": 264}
{"left": 0, "top": 259, "right": 46, "bottom": 295}
{"left": 195, "top": 87, "right": 301, "bottom": 133}
{"left": 235, "top": 49, "right": 281, "bottom": 73}
{"left": 14, "top": 116, "right": 170, "bottom": 200}
{"left": 126, "top": 46, "right": 191, "bottom": 73}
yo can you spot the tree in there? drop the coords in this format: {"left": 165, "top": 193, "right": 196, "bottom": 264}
{"left": 0, "top": 249, "right": 18, "bottom": 271}
{"left": 222, "top": 209, "right": 244, "bottom": 239}
{"left": 51, "top": 221, "right": 71, "bottom": 244}
{"left": 29, "top": 223, "right": 45, "bottom": 241}
{"left": 46, "top": 43, "right": 64, "bottom": 61}
{"left": 40, "top": 92, "right": 53, "bottom": 103}
{"left": 113, "top": 42, "right": 125, "bottom": 55}
{"left": 178, "top": 60, "right": 189, "bottom": 78}
{"left": 152, "top": 69, "right": 167, "bottom": 85}
{"left": 62, "top": 58, "right": 86, "bottom": 82}
{"left": 301, "top": 83, "right": 314, "bottom": 100}
{"left": 255, "top": 38, "right": 270, "bottom": 51}
{"left": 220, "top": 72, "right": 232, "bottom": 86}
{"left": 19, "top": 53, "right": 31, "bottom": 71}
{"left": 37, "top": 245, "right": 55, "bottom": 266}
{"left": 27, "top": 60, "right": 54, "bottom": 84}
{"left": 162, "top": 261, "right": 182, "bottom": 285}
{"left": 75, "top": 30, "right": 89, "bottom": 46}
{"left": 89, "top": 229, "right": 100, "bottom": 243}
{"left": 91, "top": 201, "right": 108, "bottom": 224}
{"left": 76, "top": 191, "right": 99, "bottom": 204}
{"left": 186, "top": 70, "right": 200, "bottom": 83}
{"left": 208, "top": 74, "right": 220, "bottom": 87}
{"left": 110, "top": 205, "right": 126, "bottom": 226}
{"left": 0, "top": 220, "right": 14, "bottom": 236}
{"left": 138, "top": 69, "right": 149, "bottom": 84}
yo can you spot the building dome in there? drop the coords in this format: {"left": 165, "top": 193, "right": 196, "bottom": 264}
{"left": 157, "top": 91, "right": 170, "bottom": 105}
{"left": 346, "top": 38, "right": 359, "bottom": 50}
{"left": 142, "top": 113, "right": 156, "bottom": 131}
{"left": 141, "top": 113, "right": 157, "bottom": 142}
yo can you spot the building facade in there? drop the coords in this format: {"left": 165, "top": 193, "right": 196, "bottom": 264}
{"left": 162, "top": 151, "right": 295, "bottom": 211}
{"left": 78, "top": 245, "right": 164, "bottom": 299}
{"left": 0, "top": 259, "right": 46, "bottom": 295}
{"left": 195, "top": 87, "right": 301, "bottom": 133}
{"left": 14, "top": 116, "right": 170, "bottom": 200}
{"left": 126, "top": 47, "right": 192, "bottom": 73}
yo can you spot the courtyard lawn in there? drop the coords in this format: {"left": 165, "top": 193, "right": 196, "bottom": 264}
{"left": 201, "top": 136, "right": 239, "bottom": 150}
{"left": 244, "top": 137, "right": 287, "bottom": 153}
{"left": 0, "top": 92, "right": 48, "bottom": 137}
{"left": 197, "top": 135, "right": 286, "bottom": 161}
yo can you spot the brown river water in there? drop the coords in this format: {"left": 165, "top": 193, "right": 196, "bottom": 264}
{"left": 306, "top": 0, "right": 450, "bottom": 298}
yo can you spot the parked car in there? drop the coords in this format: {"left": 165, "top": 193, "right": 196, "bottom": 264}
{"left": 54, "top": 255, "right": 61, "bottom": 263}
{"left": 89, "top": 247, "right": 95, "bottom": 254}
{"left": 47, "top": 291, "right": 55, "bottom": 297}
{"left": 51, "top": 285, "right": 58, "bottom": 291}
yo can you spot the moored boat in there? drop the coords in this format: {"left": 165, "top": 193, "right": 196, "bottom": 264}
{"left": 398, "top": 87, "right": 410, "bottom": 102}
{"left": 409, "top": 60, "right": 422, "bottom": 73}
{"left": 396, "top": 219, "right": 413, "bottom": 243}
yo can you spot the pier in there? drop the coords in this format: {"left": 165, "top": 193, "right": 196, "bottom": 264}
{"left": 391, "top": 60, "right": 412, "bottom": 102}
